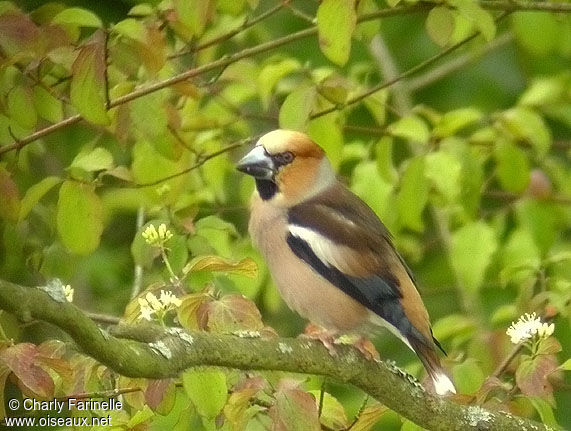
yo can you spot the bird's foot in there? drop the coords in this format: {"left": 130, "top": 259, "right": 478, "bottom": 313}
{"left": 301, "top": 323, "right": 338, "bottom": 356}
{"left": 352, "top": 337, "right": 380, "bottom": 361}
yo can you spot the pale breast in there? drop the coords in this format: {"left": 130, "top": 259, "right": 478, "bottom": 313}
{"left": 248, "top": 194, "right": 369, "bottom": 332}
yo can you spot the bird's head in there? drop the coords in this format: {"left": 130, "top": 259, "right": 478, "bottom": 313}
{"left": 236, "top": 130, "right": 336, "bottom": 206}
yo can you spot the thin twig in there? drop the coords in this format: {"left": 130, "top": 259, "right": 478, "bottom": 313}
{"left": 56, "top": 387, "right": 142, "bottom": 401}
{"left": 129, "top": 138, "right": 254, "bottom": 188}
{"left": 103, "top": 28, "right": 111, "bottom": 109}
{"left": 407, "top": 33, "right": 514, "bottom": 91}
{"left": 131, "top": 207, "right": 145, "bottom": 300}
{"left": 169, "top": 1, "right": 286, "bottom": 59}
{"left": 86, "top": 312, "right": 121, "bottom": 325}
{"left": 312, "top": 11, "right": 511, "bottom": 119}
{"left": 0, "top": 4, "right": 429, "bottom": 158}
{"left": 369, "top": 34, "right": 412, "bottom": 114}
{"left": 485, "top": 190, "right": 571, "bottom": 205}
{"left": 492, "top": 344, "right": 523, "bottom": 378}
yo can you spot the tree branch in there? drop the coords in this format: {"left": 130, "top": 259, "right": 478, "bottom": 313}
{"left": 2, "top": 1, "right": 569, "bottom": 158}
{"left": 0, "top": 279, "right": 548, "bottom": 431}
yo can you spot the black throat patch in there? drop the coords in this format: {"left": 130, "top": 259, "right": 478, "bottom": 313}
{"left": 255, "top": 179, "right": 277, "bottom": 200}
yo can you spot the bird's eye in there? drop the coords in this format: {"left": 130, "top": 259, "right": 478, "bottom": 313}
{"left": 274, "top": 151, "right": 294, "bottom": 166}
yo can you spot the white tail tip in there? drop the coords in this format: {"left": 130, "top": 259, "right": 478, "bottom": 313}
{"left": 433, "top": 373, "right": 456, "bottom": 395}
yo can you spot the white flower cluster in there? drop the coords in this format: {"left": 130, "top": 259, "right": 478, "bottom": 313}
{"left": 142, "top": 223, "right": 173, "bottom": 246}
{"left": 138, "top": 290, "right": 181, "bottom": 321}
{"left": 63, "top": 285, "right": 74, "bottom": 302}
{"left": 506, "top": 312, "right": 554, "bottom": 344}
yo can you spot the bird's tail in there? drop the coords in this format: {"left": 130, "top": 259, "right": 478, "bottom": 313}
{"left": 409, "top": 339, "right": 456, "bottom": 395}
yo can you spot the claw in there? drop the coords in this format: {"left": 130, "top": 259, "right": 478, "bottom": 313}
{"left": 353, "top": 337, "right": 380, "bottom": 361}
{"left": 301, "top": 323, "right": 338, "bottom": 356}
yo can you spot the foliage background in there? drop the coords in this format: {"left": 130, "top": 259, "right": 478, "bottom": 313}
{"left": 0, "top": 0, "right": 570, "bottom": 429}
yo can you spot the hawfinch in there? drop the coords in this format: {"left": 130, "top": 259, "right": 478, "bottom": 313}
{"left": 236, "top": 130, "right": 456, "bottom": 395}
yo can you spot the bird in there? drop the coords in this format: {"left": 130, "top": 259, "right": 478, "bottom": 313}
{"left": 236, "top": 129, "right": 456, "bottom": 395}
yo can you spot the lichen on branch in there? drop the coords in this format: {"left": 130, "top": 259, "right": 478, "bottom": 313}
{"left": 0, "top": 279, "right": 551, "bottom": 431}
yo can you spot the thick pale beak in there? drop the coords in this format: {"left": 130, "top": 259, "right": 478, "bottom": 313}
{"left": 236, "top": 145, "right": 275, "bottom": 180}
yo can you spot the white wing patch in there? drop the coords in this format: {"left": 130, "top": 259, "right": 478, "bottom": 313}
{"left": 288, "top": 225, "right": 341, "bottom": 269}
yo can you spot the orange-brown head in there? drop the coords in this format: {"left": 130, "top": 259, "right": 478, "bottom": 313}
{"left": 236, "top": 130, "right": 335, "bottom": 206}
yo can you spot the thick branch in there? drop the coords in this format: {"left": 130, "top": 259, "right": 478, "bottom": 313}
{"left": 0, "top": 279, "right": 548, "bottom": 431}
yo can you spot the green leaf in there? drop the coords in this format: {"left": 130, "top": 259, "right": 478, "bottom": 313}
{"left": 354, "top": 0, "right": 380, "bottom": 42}
{"left": 113, "top": 18, "right": 147, "bottom": 43}
{"left": 363, "top": 90, "right": 389, "bottom": 126}
{"left": 499, "top": 228, "right": 540, "bottom": 286}
{"left": 424, "top": 151, "right": 462, "bottom": 202}
{"left": 490, "top": 304, "right": 517, "bottom": 326}
{"left": 308, "top": 391, "right": 348, "bottom": 431}
{"left": 351, "top": 161, "right": 396, "bottom": 231}
{"left": 385, "top": 0, "right": 402, "bottom": 7}
{"left": 174, "top": 0, "right": 210, "bottom": 37}
{"left": 183, "top": 256, "right": 258, "bottom": 278}
{"left": 519, "top": 76, "right": 565, "bottom": 107}
{"left": 279, "top": 86, "right": 316, "bottom": 131}
{"left": 350, "top": 401, "right": 388, "bottom": 431}
{"left": 130, "top": 91, "right": 168, "bottom": 141}
{"left": 317, "top": 0, "right": 356, "bottom": 66}
{"left": 558, "top": 359, "right": 571, "bottom": 371}
{"left": 449, "top": 0, "right": 495, "bottom": 41}
{"left": 432, "top": 314, "right": 476, "bottom": 341}
{"left": 500, "top": 107, "right": 551, "bottom": 156}
{"left": 529, "top": 397, "right": 559, "bottom": 428}
{"left": 401, "top": 420, "right": 423, "bottom": 431}
{"left": 127, "top": 405, "right": 154, "bottom": 427}
{"left": 0, "top": 166, "right": 20, "bottom": 222}
{"left": 376, "top": 137, "right": 398, "bottom": 183}
{"left": 56, "top": 180, "right": 104, "bottom": 255}
{"left": 516, "top": 200, "right": 559, "bottom": 254}
{"left": 52, "top": 7, "right": 102, "bottom": 27}
{"left": 8, "top": 85, "right": 37, "bottom": 129}
{"left": 70, "top": 31, "right": 109, "bottom": 125}
{"left": 182, "top": 368, "right": 227, "bottom": 419}
{"left": 308, "top": 112, "right": 343, "bottom": 169}
{"left": 33, "top": 86, "right": 63, "bottom": 123}
{"left": 433, "top": 107, "right": 482, "bottom": 138}
{"left": 397, "top": 157, "right": 428, "bottom": 232}
{"left": 426, "top": 7, "right": 455, "bottom": 47}
{"left": 258, "top": 58, "right": 301, "bottom": 111}
{"left": 19, "top": 176, "right": 61, "bottom": 221}
{"left": 453, "top": 359, "right": 484, "bottom": 394}
{"left": 388, "top": 115, "right": 430, "bottom": 145}
{"left": 512, "top": 13, "right": 560, "bottom": 56}
{"left": 450, "top": 221, "right": 497, "bottom": 292}
{"left": 317, "top": 75, "right": 349, "bottom": 105}
{"left": 70, "top": 147, "right": 114, "bottom": 173}
{"left": 494, "top": 140, "right": 530, "bottom": 193}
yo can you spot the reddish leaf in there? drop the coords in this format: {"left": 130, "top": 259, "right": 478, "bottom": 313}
{"left": 516, "top": 355, "right": 558, "bottom": 402}
{"left": 0, "top": 166, "right": 21, "bottom": 223}
{"left": 0, "top": 12, "right": 42, "bottom": 57}
{"left": 70, "top": 30, "right": 109, "bottom": 125}
{"left": 270, "top": 385, "right": 321, "bottom": 431}
{"left": 206, "top": 294, "right": 264, "bottom": 333}
{"left": 224, "top": 386, "right": 263, "bottom": 430}
{"left": 0, "top": 343, "right": 54, "bottom": 398}
{"left": 145, "top": 378, "right": 176, "bottom": 415}
{"left": 233, "top": 375, "right": 268, "bottom": 393}
{"left": 536, "top": 337, "right": 561, "bottom": 356}
{"left": 177, "top": 290, "right": 214, "bottom": 330}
